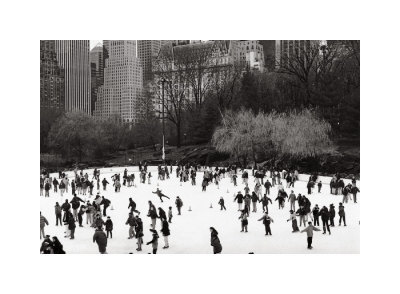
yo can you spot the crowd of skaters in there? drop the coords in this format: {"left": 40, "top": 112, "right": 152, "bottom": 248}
{"left": 40, "top": 162, "right": 359, "bottom": 253}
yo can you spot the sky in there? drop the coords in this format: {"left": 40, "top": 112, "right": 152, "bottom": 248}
{"left": 90, "top": 40, "right": 102, "bottom": 49}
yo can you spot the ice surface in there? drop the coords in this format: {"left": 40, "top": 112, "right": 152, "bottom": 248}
{"left": 40, "top": 167, "right": 360, "bottom": 254}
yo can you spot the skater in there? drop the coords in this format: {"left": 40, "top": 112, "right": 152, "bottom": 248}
{"left": 147, "top": 203, "right": 159, "bottom": 229}
{"left": 71, "top": 194, "right": 84, "bottom": 221}
{"left": 218, "top": 197, "right": 226, "bottom": 210}
{"left": 351, "top": 185, "right": 360, "bottom": 203}
{"left": 148, "top": 172, "right": 152, "bottom": 184}
{"left": 168, "top": 206, "right": 173, "bottom": 223}
{"left": 296, "top": 206, "right": 307, "bottom": 227}
{"left": 258, "top": 212, "right": 274, "bottom": 235}
{"left": 287, "top": 210, "right": 299, "bottom": 232}
{"left": 146, "top": 229, "right": 159, "bottom": 254}
{"left": 152, "top": 188, "right": 170, "bottom": 202}
{"left": 93, "top": 226, "right": 108, "bottom": 254}
{"left": 102, "top": 178, "right": 109, "bottom": 191}
{"left": 301, "top": 222, "right": 321, "bottom": 249}
{"left": 175, "top": 196, "right": 183, "bottom": 215}
{"left": 329, "top": 204, "right": 336, "bottom": 227}
{"left": 101, "top": 196, "right": 111, "bottom": 217}
{"left": 160, "top": 219, "right": 170, "bottom": 249}
{"left": 251, "top": 192, "right": 259, "bottom": 212}
{"left": 40, "top": 212, "right": 49, "bottom": 239}
{"left": 40, "top": 235, "right": 53, "bottom": 253}
{"left": 68, "top": 214, "right": 76, "bottom": 239}
{"left": 288, "top": 190, "right": 297, "bottom": 211}
{"left": 318, "top": 181, "right": 322, "bottom": 193}
{"left": 126, "top": 212, "right": 137, "bottom": 239}
{"left": 239, "top": 210, "right": 249, "bottom": 232}
{"left": 264, "top": 180, "right": 271, "bottom": 195}
{"left": 77, "top": 205, "right": 85, "bottom": 227}
{"left": 135, "top": 215, "right": 144, "bottom": 251}
{"left": 312, "top": 204, "right": 320, "bottom": 226}
{"left": 105, "top": 216, "right": 113, "bottom": 238}
{"left": 259, "top": 194, "right": 272, "bottom": 213}
{"left": 210, "top": 227, "right": 222, "bottom": 254}
{"left": 53, "top": 178, "right": 59, "bottom": 193}
{"left": 55, "top": 202, "right": 62, "bottom": 226}
{"left": 338, "top": 203, "right": 346, "bottom": 226}
{"left": 158, "top": 207, "right": 167, "bottom": 221}
{"left": 319, "top": 206, "right": 331, "bottom": 235}
{"left": 234, "top": 191, "right": 244, "bottom": 211}
{"left": 128, "top": 198, "right": 140, "bottom": 214}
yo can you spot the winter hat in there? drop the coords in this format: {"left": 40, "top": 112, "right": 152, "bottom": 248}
{"left": 107, "top": 216, "right": 110, "bottom": 219}
{"left": 289, "top": 210, "right": 294, "bottom": 213}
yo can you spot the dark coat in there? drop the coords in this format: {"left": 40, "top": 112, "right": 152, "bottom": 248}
{"left": 93, "top": 229, "right": 107, "bottom": 251}
{"left": 210, "top": 232, "right": 222, "bottom": 254}
{"left": 161, "top": 220, "right": 170, "bottom": 236}
{"left": 105, "top": 219, "right": 113, "bottom": 231}
{"left": 234, "top": 193, "right": 244, "bottom": 203}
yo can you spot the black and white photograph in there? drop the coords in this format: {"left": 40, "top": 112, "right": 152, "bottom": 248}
{"left": 40, "top": 39, "right": 360, "bottom": 254}
{"left": 3, "top": 1, "right": 400, "bottom": 293}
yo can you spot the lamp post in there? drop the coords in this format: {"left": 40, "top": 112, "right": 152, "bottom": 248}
{"left": 160, "top": 78, "right": 167, "bottom": 165}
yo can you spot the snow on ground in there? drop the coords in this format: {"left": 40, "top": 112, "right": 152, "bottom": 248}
{"left": 40, "top": 167, "right": 360, "bottom": 254}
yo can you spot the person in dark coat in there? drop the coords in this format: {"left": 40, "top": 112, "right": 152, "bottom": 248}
{"left": 93, "top": 227, "right": 108, "bottom": 254}
{"left": 135, "top": 216, "right": 144, "bottom": 251}
{"left": 152, "top": 188, "right": 170, "bottom": 202}
{"left": 329, "top": 204, "right": 336, "bottom": 227}
{"left": 40, "top": 235, "right": 53, "bottom": 253}
{"left": 175, "top": 197, "right": 183, "bottom": 215}
{"left": 238, "top": 210, "right": 249, "bottom": 232}
{"left": 63, "top": 209, "right": 73, "bottom": 238}
{"left": 61, "top": 199, "right": 71, "bottom": 219}
{"left": 234, "top": 192, "right": 244, "bottom": 211}
{"left": 100, "top": 196, "right": 111, "bottom": 217}
{"left": 51, "top": 236, "right": 65, "bottom": 254}
{"left": 218, "top": 197, "right": 226, "bottom": 210}
{"left": 68, "top": 216, "right": 76, "bottom": 239}
{"left": 259, "top": 194, "right": 272, "bottom": 213}
{"left": 105, "top": 216, "right": 113, "bottom": 238}
{"left": 317, "top": 181, "right": 322, "bottom": 193}
{"left": 77, "top": 205, "right": 85, "bottom": 227}
{"left": 158, "top": 207, "right": 167, "bottom": 221}
{"left": 319, "top": 206, "right": 331, "bottom": 235}
{"left": 264, "top": 180, "right": 272, "bottom": 195}
{"left": 312, "top": 205, "right": 320, "bottom": 226}
{"left": 338, "top": 203, "right": 346, "bottom": 226}
{"left": 53, "top": 178, "right": 59, "bottom": 193}
{"left": 251, "top": 192, "right": 259, "bottom": 212}
{"left": 128, "top": 198, "right": 140, "bottom": 214}
{"left": 160, "top": 219, "right": 170, "bottom": 249}
{"left": 102, "top": 178, "right": 109, "bottom": 191}
{"left": 258, "top": 213, "right": 274, "bottom": 235}
{"left": 54, "top": 202, "right": 62, "bottom": 226}
{"left": 210, "top": 227, "right": 222, "bottom": 254}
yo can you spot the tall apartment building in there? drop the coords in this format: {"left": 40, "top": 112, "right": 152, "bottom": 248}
{"left": 90, "top": 43, "right": 104, "bottom": 114}
{"left": 238, "top": 40, "right": 265, "bottom": 72}
{"left": 40, "top": 40, "right": 65, "bottom": 110}
{"left": 94, "top": 40, "right": 143, "bottom": 123}
{"left": 137, "top": 40, "right": 169, "bottom": 83}
{"left": 259, "top": 40, "right": 277, "bottom": 72}
{"left": 55, "top": 40, "right": 91, "bottom": 114}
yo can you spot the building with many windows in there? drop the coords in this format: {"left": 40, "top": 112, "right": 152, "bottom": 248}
{"left": 238, "top": 40, "right": 265, "bottom": 72}
{"left": 40, "top": 40, "right": 65, "bottom": 110}
{"left": 54, "top": 40, "right": 91, "bottom": 114}
{"left": 90, "top": 43, "right": 104, "bottom": 114}
{"left": 137, "top": 40, "right": 168, "bottom": 83}
{"left": 94, "top": 40, "right": 143, "bottom": 123}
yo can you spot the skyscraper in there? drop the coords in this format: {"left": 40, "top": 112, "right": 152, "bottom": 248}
{"left": 55, "top": 40, "right": 91, "bottom": 114}
{"left": 90, "top": 43, "right": 104, "bottom": 114}
{"left": 238, "top": 40, "right": 265, "bottom": 72}
{"left": 137, "top": 40, "right": 169, "bottom": 83}
{"left": 94, "top": 40, "right": 143, "bottom": 123}
{"left": 40, "top": 40, "right": 65, "bottom": 110}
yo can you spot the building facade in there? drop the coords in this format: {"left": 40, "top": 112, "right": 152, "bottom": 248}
{"left": 238, "top": 40, "right": 265, "bottom": 72}
{"left": 54, "top": 40, "right": 91, "bottom": 114}
{"left": 94, "top": 40, "right": 143, "bottom": 123}
{"left": 40, "top": 40, "right": 65, "bottom": 110}
{"left": 137, "top": 40, "right": 169, "bottom": 83}
{"left": 90, "top": 43, "right": 104, "bottom": 114}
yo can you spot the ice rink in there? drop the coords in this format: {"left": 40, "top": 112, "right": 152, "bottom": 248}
{"left": 40, "top": 167, "right": 360, "bottom": 254}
